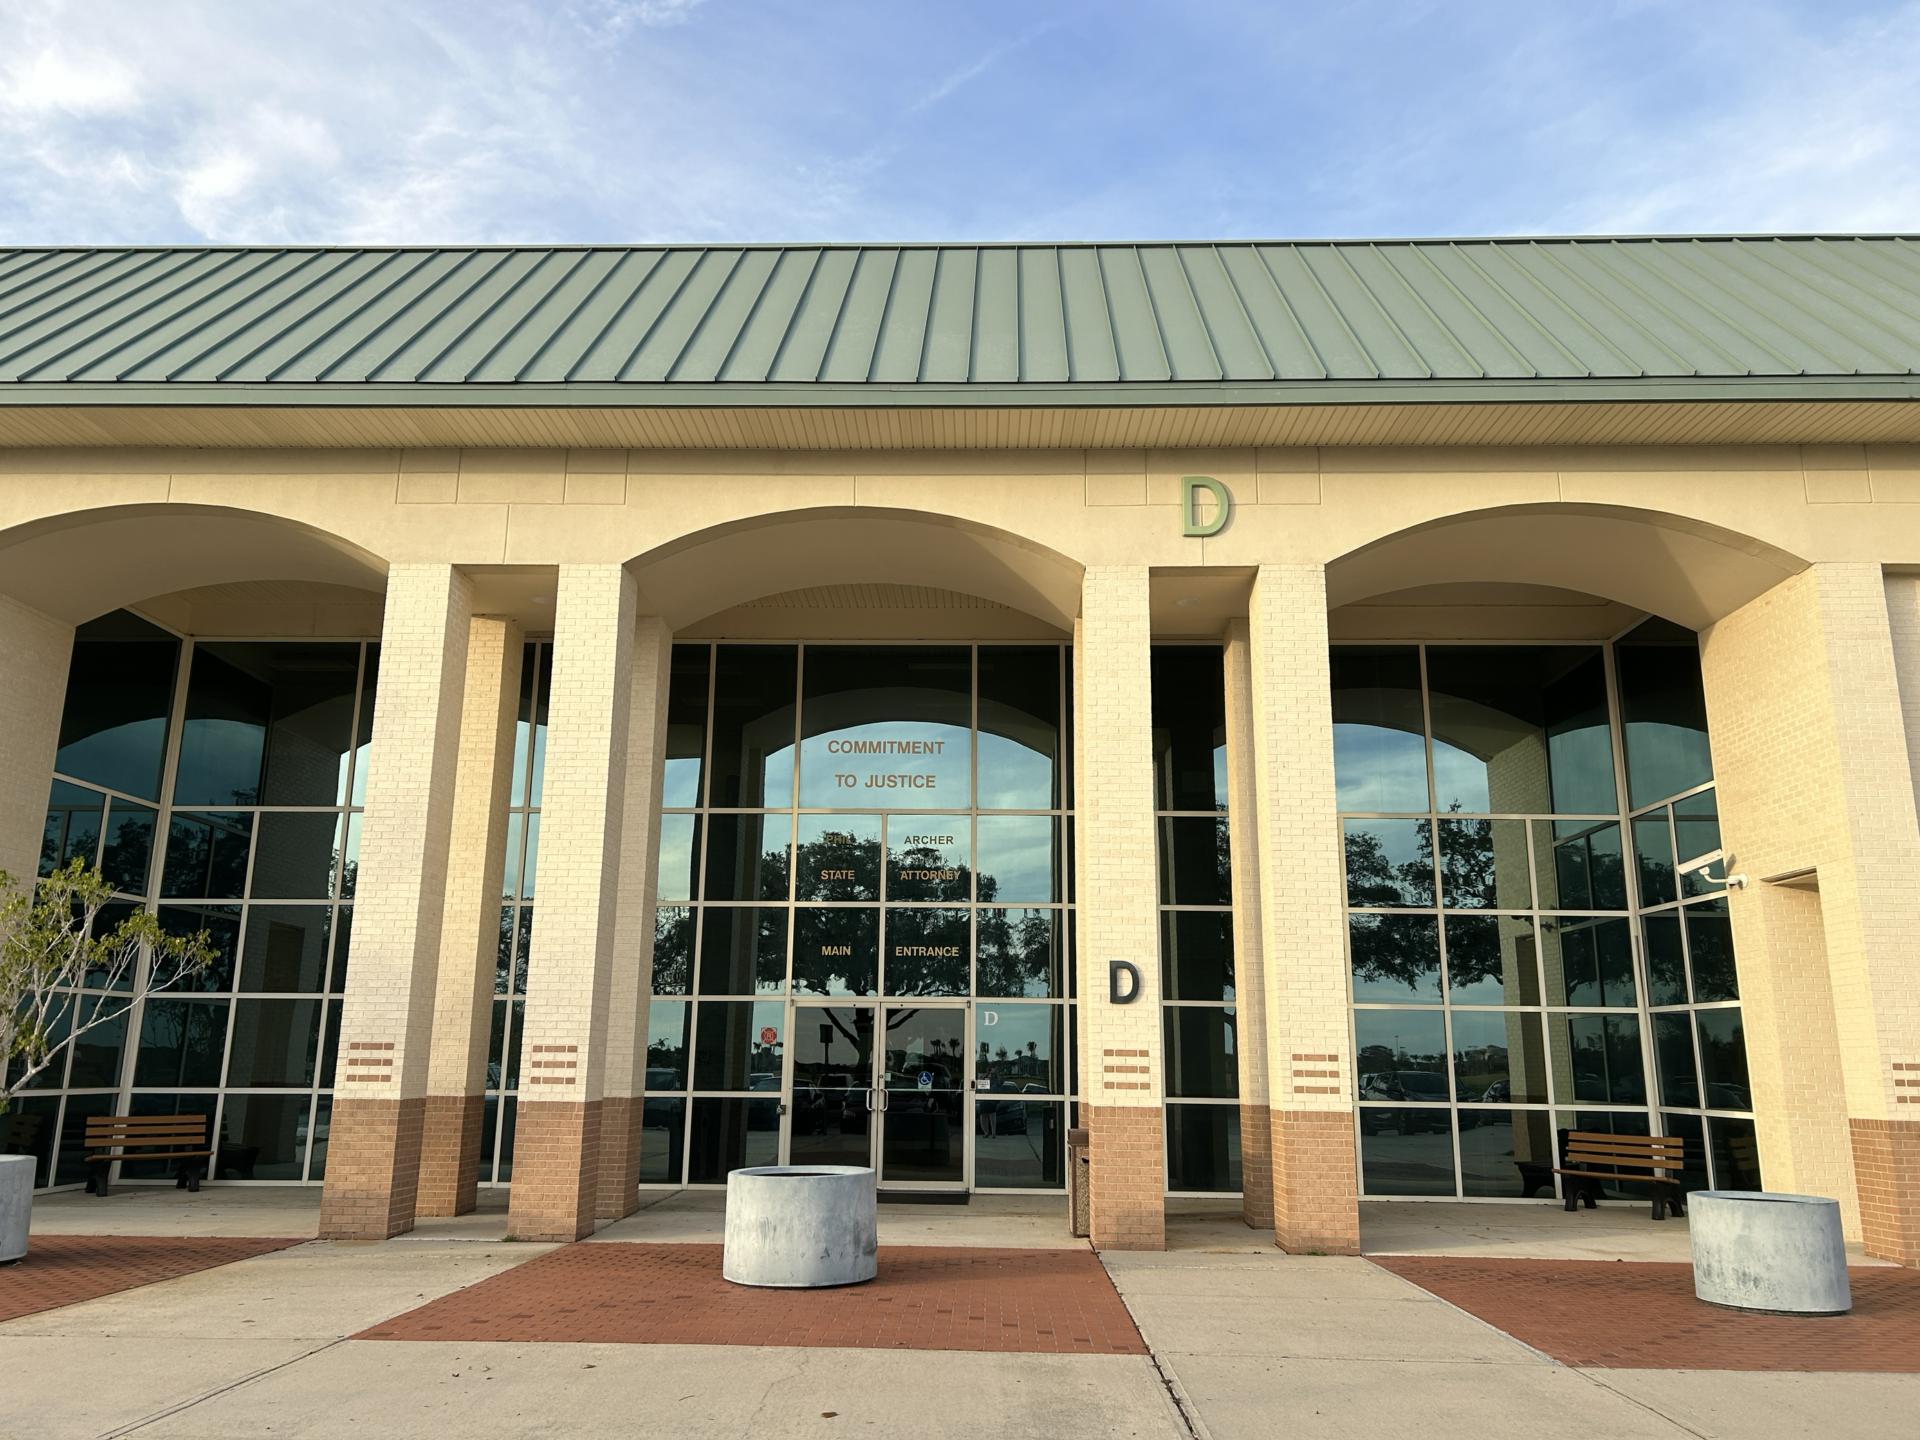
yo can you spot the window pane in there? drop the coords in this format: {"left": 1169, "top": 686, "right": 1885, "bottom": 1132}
{"left": 652, "top": 906, "right": 693, "bottom": 995}
{"left": 1615, "top": 620, "right": 1714, "bottom": 808}
{"left": 1344, "top": 818, "right": 1434, "bottom": 907}
{"left": 1164, "top": 1007, "right": 1237, "bottom": 1098}
{"left": 174, "top": 647, "right": 272, "bottom": 806}
{"left": 238, "top": 906, "right": 333, "bottom": 992}
{"left": 884, "top": 907, "right": 969, "bottom": 997}
{"left": 1165, "top": 1104, "right": 1242, "bottom": 1192}
{"left": 196, "top": 643, "right": 361, "bottom": 806}
{"left": 1426, "top": 646, "right": 1615, "bottom": 815}
{"left": 100, "top": 800, "right": 157, "bottom": 894}
{"left": 686, "top": 1096, "right": 781, "bottom": 1183}
{"left": 799, "top": 645, "right": 970, "bottom": 809}
{"left": 249, "top": 812, "right": 341, "bottom": 899}
{"left": 886, "top": 821, "right": 970, "bottom": 901}
{"left": 67, "top": 994, "right": 129, "bottom": 1088}
{"left": 977, "top": 1099, "right": 1063, "bottom": 1188}
{"left": 1685, "top": 900, "right": 1739, "bottom": 1002}
{"left": 42, "top": 780, "right": 104, "bottom": 878}
{"left": 641, "top": 1097, "right": 686, "bottom": 1184}
{"left": 327, "top": 905, "right": 352, "bottom": 992}
{"left": 1451, "top": 1009, "right": 1547, "bottom": 1103}
{"left": 1162, "top": 910, "right": 1234, "bottom": 1002}
{"left": 793, "top": 907, "right": 879, "bottom": 995}
{"left": 697, "top": 907, "right": 788, "bottom": 995}
{"left": 663, "top": 645, "right": 710, "bottom": 808}
{"left": 655, "top": 815, "right": 701, "bottom": 903}
{"left": 702, "top": 813, "right": 792, "bottom": 901}
{"left": 978, "top": 646, "right": 1060, "bottom": 811}
{"left": 216, "top": 1094, "right": 311, "bottom": 1180}
{"left": 1653, "top": 1013, "right": 1699, "bottom": 1107}
{"left": 976, "top": 1002, "right": 1061, "bottom": 1092}
{"left": 1643, "top": 912, "right": 1687, "bottom": 1006}
{"left": 710, "top": 645, "right": 797, "bottom": 808}
{"left": 1675, "top": 790, "right": 1725, "bottom": 896}
{"left": 1443, "top": 913, "right": 1538, "bottom": 1006}
{"left": 1157, "top": 817, "right": 1229, "bottom": 906}
{"left": 794, "top": 815, "right": 881, "bottom": 901}
{"left": 693, "top": 1001, "right": 756, "bottom": 1091}
{"left": 350, "top": 646, "right": 378, "bottom": 807}
{"left": 1349, "top": 914, "right": 1441, "bottom": 1003}
{"left": 1633, "top": 813, "right": 1676, "bottom": 907}
{"left": 133, "top": 999, "right": 230, "bottom": 1087}
{"left": 162, "top": 812, "right": 253, "bottom": 899}
{"left": 639, "top": 999, "right": 691, "bottom": 1094}
{"left": 1329, "top": 646, "right": 1429, "bottom": 813}
{"left": 1437, "top": 818, "right": 1529, "bottom": 909}
{"left": 225, "top": 998, "right": 323, "bottom": 1087}
{"left": 1150, "top": 646, "right": 1226, "bottom": 812}
{"left": 158, "top": 904, "right": 240, "bottom": 991}
{"left": 1534, "top": 819, "right": 1627, "bottom": 911}
{"left": 55, "top": 616, "right": 179, "bottom": 801}
{"left": 119, "top": 1095, "right": 218, "bottom": 1180}
{"left": 1550, "top": 1014, "right": 1646, "bottom": 1105}
{"left": 1656, "top": 1110, "right": 1712, "bottom": 1199}
{"left": 1360, "top": 1125, "right": 1456, "bottom": 1196}
{"left": 1695, "top": 1009, "right": 1751, "bottom": 1110}
{"left": 1460, "top": 1109, "right": 1557, "bottom": 1198}
{"left": 977, "top": 815, "right": 1057, "bottom": 903}
{"left": 1708, "top": 1115, "right": 1763, "bottom": 1189}
{"left": 1354, "top": 1008, "right": 1448, "bottom": 1093}
{"left": 976, "top": 908, "right": 1061, "bottom": 998}
{"left": 1543, "top": 917, "right": 1636, "bottom": 1008}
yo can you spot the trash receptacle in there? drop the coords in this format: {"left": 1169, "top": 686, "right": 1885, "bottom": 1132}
{"left": 1690, "top": 1191, "right": 1850, "bottom": 1315}
{"left": 1066, "top": 1127, "right": 1089, "bottom": 1238}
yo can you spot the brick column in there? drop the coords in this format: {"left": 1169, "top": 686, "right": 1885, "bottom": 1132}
{"left": 417, "top": 616, "right": 523, "bottom": 1216}
{"left": 1704, "top": 564, "right": 1920, "bottom": 1264}
{"left": 0, "top": 593, "right": 73, "bottom": 886}
{"left": 1074, "top": 566, "right": 1164, "bottom": 1251}
{"left": 1222, "top": 618, "right": 1273, "bottom": 1229}
{"left": 509, "top": 564, "right": 636, "bottom": 1242}
{"left": 598, "top": 616, "right": 672, "bottom": 1218}
{"left": 1247, "top": 564, "right": 1358, "bottom": 1255}
{"left": 320, "top": 565, "right": 472, "bottom": 1240}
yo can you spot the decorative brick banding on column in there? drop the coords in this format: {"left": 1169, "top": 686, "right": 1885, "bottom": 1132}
{"left": 1272, "top": 1108, "right": 1360, "bottom": 1255}
{"left": 1085, "top": 1103, "right": 1165, "bottom": 1251}
{"left": 319, "top": 1096, "right": 427, "bottom": 1240}
{"left": 1851, "top": 1117, "right": 1920, "bottom": 1266}
{"left": 416, "top": 1093, "right": 485, "bottom": 1217}
{"left": 509, "top": 1099, "right": 605, "bottom": 1242}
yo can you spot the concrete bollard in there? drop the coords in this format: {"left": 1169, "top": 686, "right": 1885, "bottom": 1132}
{"left": 1690, "top": 1191, "right": 1850, "bottom": 1315}
{"left": 0, "top": 1154, "right": 32, "bottom": 1263}
{"left": 723, "top": 1165, "right": 878, "bottom": 1288}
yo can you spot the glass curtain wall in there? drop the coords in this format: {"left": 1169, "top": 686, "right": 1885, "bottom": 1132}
{"left": 1152, "top": 646, "right": 1240, "bottom": 1193}
{"left": 477, "top": 642, "right": 551, "bottom": 1186}
{"left": 644, "top": 642, "right": 1075, "bottom": 1189}
{"left": 1334, "top": 620, "right": 1757, "bottom": 1200}
{"left": 12, "top": 611, "right": 374, "bottom": 1188}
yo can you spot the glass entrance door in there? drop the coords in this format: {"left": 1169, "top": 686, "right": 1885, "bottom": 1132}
{"left": 787, "top": 1004, "right": 876, "bottom": 1168}
{"left": 879, "top": 1003, "right": 968, "bottom": 1188}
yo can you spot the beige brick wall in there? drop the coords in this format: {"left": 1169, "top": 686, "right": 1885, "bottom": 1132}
{"left": 321, "top": 563, "right": 473, "bottom": 1239}
{"left": 1245, "top": 563, "right": 1359, "bottom": 1253}
{"left": 418, "top": 615, "right": 522, "bottom": 1216}
{"left": 1222, "top": 617, "right": 1273, "bottom": 1228}
{"left": 0, "top": 592, "right": 72, "bottom": 887}
{"left": 1073, "top": 567, "right": 1164, "bottom": 1248}
{"left": 510, "top": 563, "right": 637, "bottom": 1241}
{"left": 1703, "top": 563, "right": 1920, "bottom": 1254}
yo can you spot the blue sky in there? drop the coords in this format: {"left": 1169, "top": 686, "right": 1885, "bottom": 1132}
{"left": 4, "top": 0, "right": 1919, "bottom": 245}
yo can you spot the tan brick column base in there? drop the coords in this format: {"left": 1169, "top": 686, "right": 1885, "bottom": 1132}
{"left": 415, "top": 1093, "right": 485, "bottom": 1217}
{"left": 508, "top": 1100, "right": 603, "bottom": 1242}
{"left": 1851, "top": 1118, "right": 1920, "bottom": 1266}
{"left": 1086, "top": 1104, "right": 1165, "bottom": 1251}
{"left": 1239, "top": 1104, "right": 1275, "bottom": 1229}
{"left": 1271, "top": 1110, "right": 1360, "bottom": 1254}
{"left": 318, "top": 1097, "right": 427, "bottom": 1240}
{"left": 596, "top": 1096, "right": 644, "bottom": 1220}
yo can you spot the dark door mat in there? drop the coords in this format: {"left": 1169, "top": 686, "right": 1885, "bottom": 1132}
{"left": 879, "top": 1191, "right": 970, "bottom": 1205}
{"left": 0, "top": 1234, "right": 306, "bottom": 1323}
{"left": 357, "top": 1242, "right": 1143, "bottom": 1353}
{"left": 1370, "top": 1255, "right": 1920, "bottom": 1371}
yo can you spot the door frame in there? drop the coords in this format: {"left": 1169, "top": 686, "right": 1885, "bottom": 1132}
{"left": 875, "top": 998, "right": 972, "bottom": 1192}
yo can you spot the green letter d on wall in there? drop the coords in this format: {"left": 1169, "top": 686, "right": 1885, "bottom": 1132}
{"left": 1182, "top": 476, "right": 1232, "bottom": 537}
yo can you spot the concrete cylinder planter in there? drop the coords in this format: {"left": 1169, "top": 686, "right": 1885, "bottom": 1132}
{"left": 723, "top": 1165, "right": 877, "bottom": 1289}
{"left": 1690, "top": 1191, "right": 1850, "bottom": 1315}
{"left": 0, "top": 1154, "right": 33, "bottom": 1263}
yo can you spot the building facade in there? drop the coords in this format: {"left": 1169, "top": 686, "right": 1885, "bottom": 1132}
{"left": 2, "top": 238, "right": 1917, "bottom": 1263}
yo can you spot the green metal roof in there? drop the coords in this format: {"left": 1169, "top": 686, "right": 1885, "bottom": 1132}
{"left": 6, "top": 237, "right": 1920, "bottom": 407}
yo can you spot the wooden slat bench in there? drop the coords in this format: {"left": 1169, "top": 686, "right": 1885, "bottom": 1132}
{"left": 84, "top": 1115, "right": 213, "bottom": 1198}
{"left": 1554, "top": 1129, "right": 1688, "bottom": 1220}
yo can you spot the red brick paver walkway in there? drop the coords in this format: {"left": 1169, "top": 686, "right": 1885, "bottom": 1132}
{"left": 1371, "top": 1256, "right": 1920, "bottom": 1372}
{"left": 0, "top": 1235, "right": 305, "bottom": 1323}
{"left": 358, "top": 1244, "right": 1144, "bottom": 1354}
